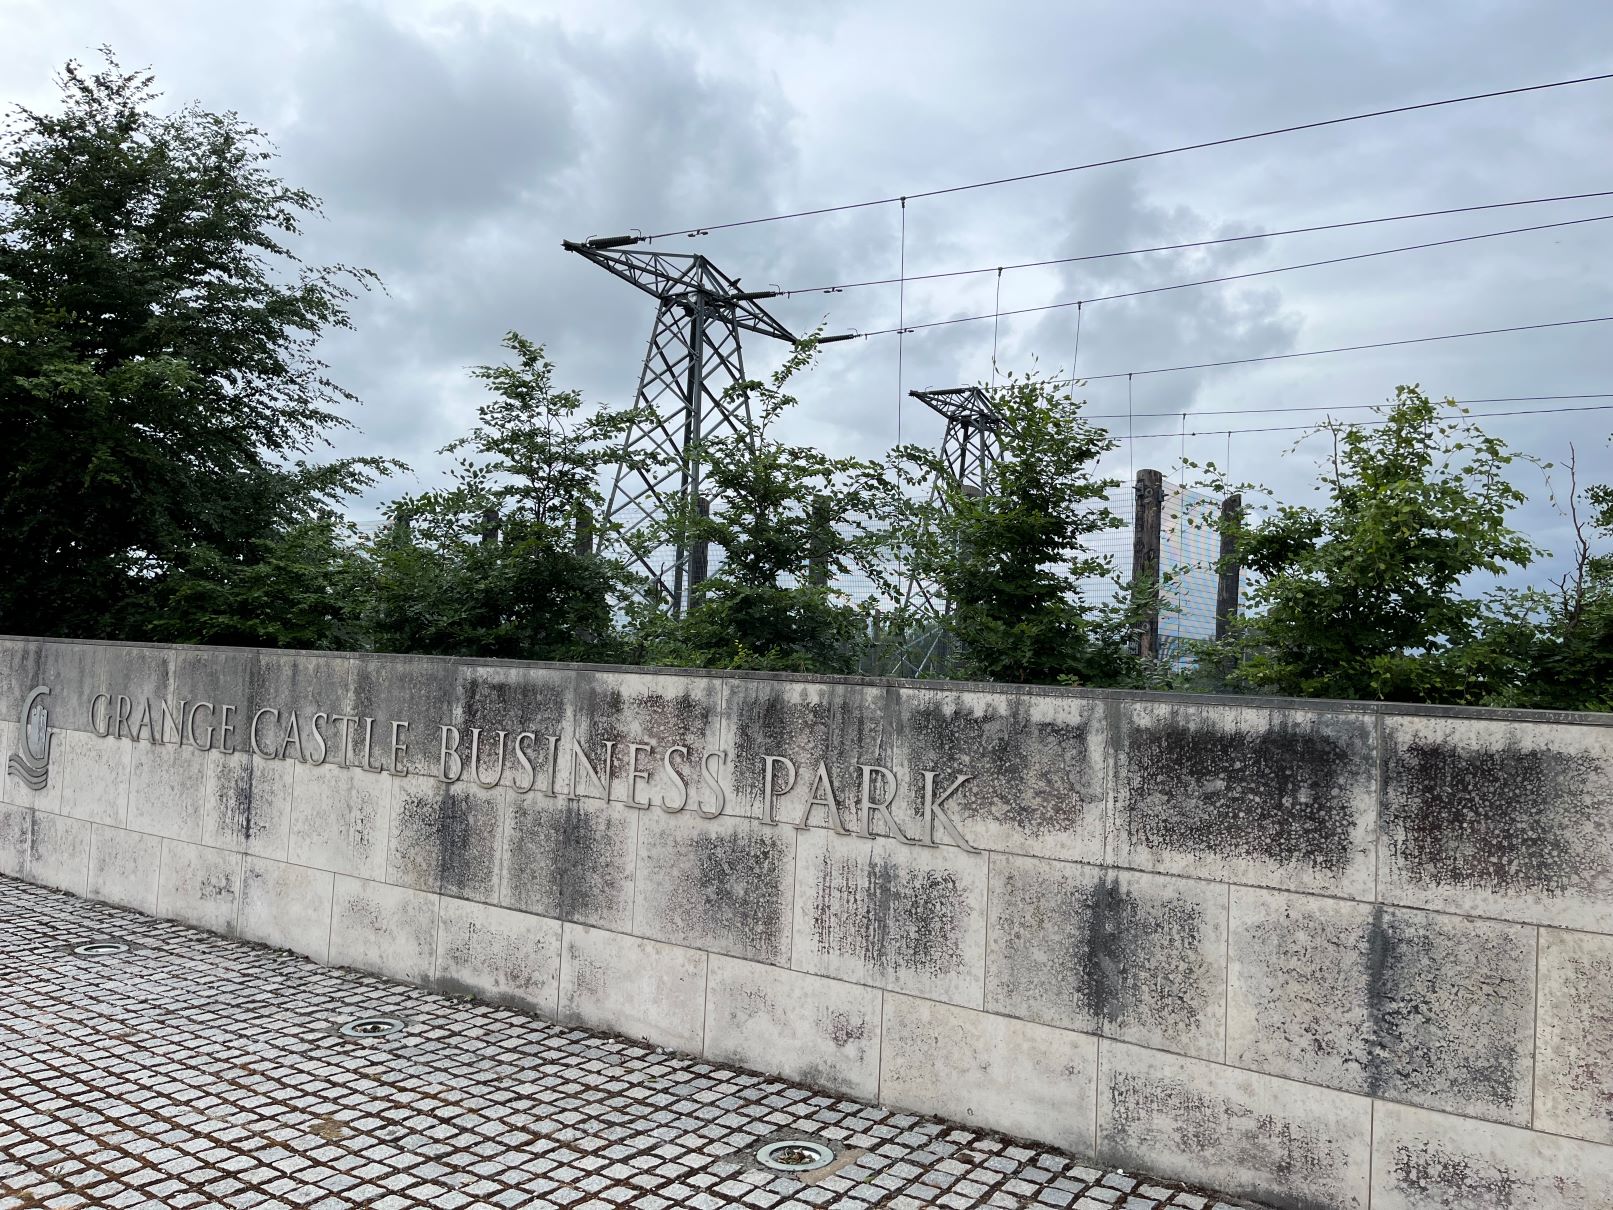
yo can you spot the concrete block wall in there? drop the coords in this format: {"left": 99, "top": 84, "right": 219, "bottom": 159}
{"left": 2, "top": 635, "right": 1612, "bottom": 1210}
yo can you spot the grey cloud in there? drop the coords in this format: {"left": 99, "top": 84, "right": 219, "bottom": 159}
{"left": 5, "top": 0, "right": 1611, "bottom": 590}
{"left": 284, "top": 7, "right": 580, "bottom": 229}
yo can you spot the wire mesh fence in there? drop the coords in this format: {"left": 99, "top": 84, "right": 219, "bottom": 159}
{"left": 689, "top": 472, "right": 1235, "bottom": 675}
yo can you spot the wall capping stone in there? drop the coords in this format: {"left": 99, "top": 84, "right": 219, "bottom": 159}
{"left": 7, "top": 632, "right": 1612, "bottom": 729}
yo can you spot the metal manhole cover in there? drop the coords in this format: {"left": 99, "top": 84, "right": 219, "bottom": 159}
{"left": 71, "top": 941, "right": 130, "bottom": 957}
{"left": 756, "top": 1139, "right": 836, "bottom": 1172}
{"left": 337, "top": 1015, "right": 407, "bottom": 1039}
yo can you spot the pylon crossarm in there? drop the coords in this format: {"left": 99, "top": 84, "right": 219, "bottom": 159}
{"left": 562, "top": 242, "right": 795, "bottom": 342}
{"left": 908, "top": 385, "right": 1005, "bottom": 430}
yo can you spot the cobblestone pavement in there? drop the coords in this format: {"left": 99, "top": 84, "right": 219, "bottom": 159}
{"left": 0, "top": 876, "right": 1251, "bottom": 1210}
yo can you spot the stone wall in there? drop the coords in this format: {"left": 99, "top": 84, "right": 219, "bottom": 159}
{"left": 2, "top": 635, "right": 1611, "bottom": 1210}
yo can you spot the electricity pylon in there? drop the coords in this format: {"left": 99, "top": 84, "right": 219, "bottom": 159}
{"left": 563, "top": 236, "right": 797, "bottom": 615}
{"left": 886, "top": 385, "right": 1004, "bottom": 676}
{"left": 914, "top": 386, "right": 1003, "bottom": 498}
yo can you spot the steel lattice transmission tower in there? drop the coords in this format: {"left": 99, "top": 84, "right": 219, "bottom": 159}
{"left": 886, "top": 386, "right": 1004, "bottom": 675}
{"left": 563, "top": 236, "right": 797, "bottom": 614}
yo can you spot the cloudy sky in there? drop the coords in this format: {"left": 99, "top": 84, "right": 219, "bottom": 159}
{"left": 4, "top": 0, "right": 1611, "bottom": 592}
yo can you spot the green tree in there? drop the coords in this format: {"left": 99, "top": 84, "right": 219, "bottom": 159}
{"left": 893, "top": 375, "right": 1140, "bottom": 685}
{"left": 364, "top": 332, "right": 643, "bottom": 661}
{"left": 147, "top": 516, "right": 371, "bottom": 651}
{"left": 1480, "top": 446, "right": 1613, "bottom": 711}
{"left": 1225, "top": 386, "right": 1537, "bottom": 704}
{"left": 0, "top": 53, "right": 381, "bottom": 640}
{"left": 632, "top": 343, "right": 894, "bottom": 673}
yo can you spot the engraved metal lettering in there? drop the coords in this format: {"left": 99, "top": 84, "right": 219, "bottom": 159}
{"left": 439, "top": 725, "right": 462, "bottom": 782}
{"left": 660, "top": 745, "right": 690, "bottom": 812}
{"left": 388, "top": 720, "right": 409, "bottom": 777}
{"left": 74, "top": 679, "right": 984, "bottom": 855}
{"left": 251, "top": 708, "right": 280, "bottom": 759}
{"left": 760, "top": 755, "right": 796, "bottom": 826}
{"left": 187, "top": 702, "right": 216, "bottom": 750}
{"left": 512, "top": 731, "right": 537, "bottom": 793}
{"left": 133, "top": 698, "right": 157, "bottom": 744}
{"left": 858, "top": 763, "right": 914, "bottom": 843}
{"left": 569, "top": 738, "right": 609, "bottom": 800}
{"left": 542, "top": 735, "right": 560, "bottom": 796}
{"left": 361, "top": 716, "right": 385, "bottom": 772}
{"left": 625, "top": 742, "right": 652, "bottom": 807}
{"left": 331, "top": 715, "right": 359, "bottom": 767}
{"left": 698, "top": 749, "right": 727, "bottom": 818}
{"left": 277, "top": 711, "right": 304, "bottom": 762}
{"left": 89, "top": 693, "right": 111, "bottom": 738}
{"left": 158, "top": 699, "right": 186, "bottom": 745}
{"left": 796, "top": 761, "right": 851, "bottom": 835}
{"left": 469, "top": 727, "right": 506, "bottom": 789}
{"left": 919, "top": 770, "right": 978, "bottom": 852}
{"left": 307, "top": 712, "right": 329, "bottom": 765}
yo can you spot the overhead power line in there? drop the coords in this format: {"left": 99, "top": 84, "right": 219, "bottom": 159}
{"left": 841, "top": 212, "right": 1613, "bottom": 338}
{"left": 1049, "top": 314, "right": 1613, "bottom": 384}
{"left": 779, "top": 189, "right": 1613, "bottom": 296}
{"left": 1082, "top": 392, "right": 1613, "bottom": 421}
{"left": 641, "top": 70, "right": 1613, "bottom": 240}
{"left": 1105, "top": 400, "right": 1613, "bottom": 441}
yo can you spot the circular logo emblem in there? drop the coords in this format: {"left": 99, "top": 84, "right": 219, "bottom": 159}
{"left": 8, "top": 685, "right": 52, "bottom": 790}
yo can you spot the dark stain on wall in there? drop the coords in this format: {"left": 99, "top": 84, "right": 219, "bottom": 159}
{"left": 0, "top": 640, "right": 43, "bottom": 705}
{"left": 213, "top": 754, "right": 257, "bottom": 848}
{"left": 353, "top": 658, "right": 454, "bottom": 774}
{"left": 197, "top": 864, "right": 236, "bottom": 905}
{"left": 826, "top": 1009, "right": 867, "bottom": 1048}
{"left": 809, "top": 849, "right": 966, "bottom": 984}
{"left": 1103, "top": 1071, "right": 1348, "bottom": 1210}
{"left": 35, "top": 641, "right": 113, "bottom": 733}
{"left": 562, "top": 673, "right": 721, "bottom": 799}
{"left": 171, "top": 647, "right": 256, "bottom": 728}
{"left": 987, "top": 856, "right": 1088, "bottom": 1029}
{"left": 1363, "top": 906, "right": 1530, "bottom": 1116}
{"left": 571, "top": 673, "right": 625, "bottom": 739}
{"left": 731, "top": 687, "right": 835, "bottom": 808}
{"left": 460, "top": 670, "right": 566, "bottom": 739}
{"left": 1079, "top": 876, "right": 1122, "bottom": 1026}
{"left": 560, "top": 674, "right": 621, "bottom": 794}
{"left": 388, "top": 783, "right": 438, "bottom": 892}
{"left": 1077, "top": 875, "right": 1212, "bottom": 1043}
{"left": 1233, "top": 895, "right": 1532, "bottom": 1121}
{"left": 435, "top": 784, "right": 500, "bottom": 902}
{"left": 648, "top": 828, "right": 792, "bottom": 964}
{"left": 627, "top": 687, "right": 715, "bottom": 759}
{"left": 898, "top": 695, "right": 1096, "bottom": 839}
{"left": 1387, "top": 1138, "right": 1523, "bottom": 1208}
{"left": 1119, "top": 710, "right": 1370, "bottom": 874}
{"left": 0, "top": 805, "right": 31, "bottom": 868}
{"left": 990, "top": 856, "right": 1222, "bottom": 1051}
{"left": 392, "top": 781, "right": 503, "bottom": 898}
{"left": 1385, "top": 735, "right": 1603, "bottom": 898}
{"left": 503, "top": 798, "right": 629, "bottom": 926}
{"left": 255, "top": 650, "right": 348, "bottom": 721}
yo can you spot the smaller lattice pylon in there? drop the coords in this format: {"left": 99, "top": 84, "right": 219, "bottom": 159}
{"left": 912, "top": 386, "right": 1004, "bottom": 497}
{"left": 885, "top": 386, "right": 1005, "bottom": 676}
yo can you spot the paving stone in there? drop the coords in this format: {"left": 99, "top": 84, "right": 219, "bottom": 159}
{"left": 0, "top": 872, "right": 1241, "bottom": 1210}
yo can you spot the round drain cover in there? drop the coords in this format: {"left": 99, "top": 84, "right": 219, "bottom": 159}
{"left": 756, "top": 1139, "right": 835, "bottom": 1173}
{"left": 337, "top": 1016, "right": 406, "bottom": 1039}
{"left": 71, "top": 941, "right": 129, "bottom": 957}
